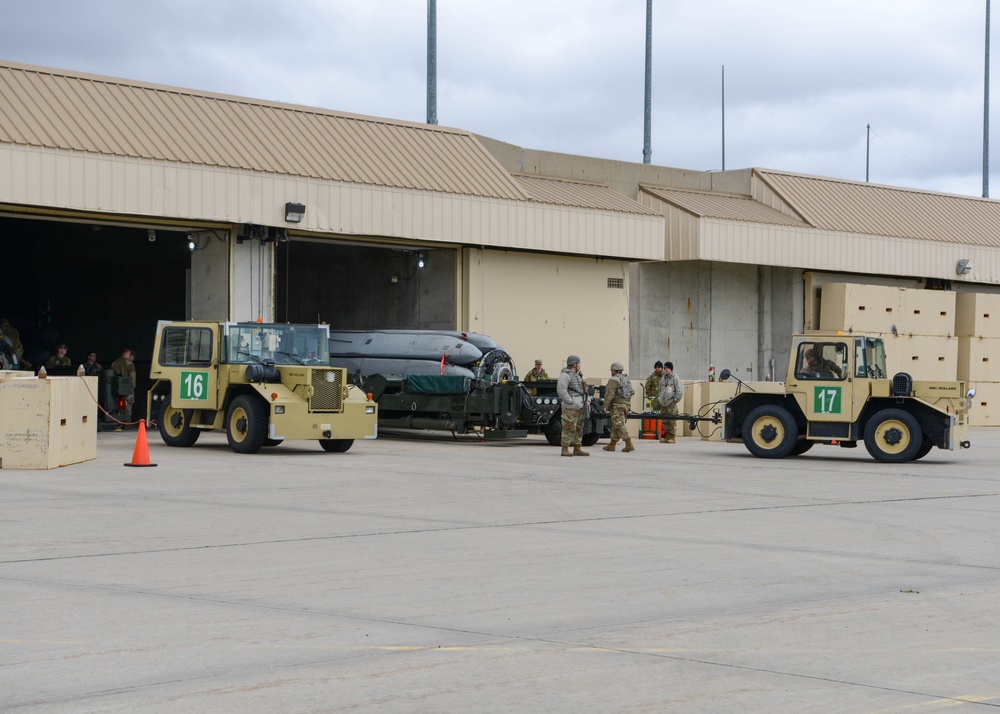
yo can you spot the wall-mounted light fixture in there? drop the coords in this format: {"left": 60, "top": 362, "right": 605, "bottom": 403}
{"left": 416, "top": 251, "right": 427, "bottom": 269}
{"left": 187, "top": 234, "right": 197, "bottom": 253}
{"left": 957, "top": 259, "right": 973, "bottom": 275}
{"left": 284, "top": 202, "right": 306, "bottom": 223}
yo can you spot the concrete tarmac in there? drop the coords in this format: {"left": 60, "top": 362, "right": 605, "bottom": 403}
{"left": 2, "top": 428, "right": 999, "bottom": 713}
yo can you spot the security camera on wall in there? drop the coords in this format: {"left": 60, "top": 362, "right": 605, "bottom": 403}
{"left": 147, "top": 228, "right": 156, "bottom": 242}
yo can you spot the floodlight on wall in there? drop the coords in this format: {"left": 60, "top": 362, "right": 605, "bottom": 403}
{"left": 284, "top": 202, "right": 306, "bottom": 223}
{"left": 416, "top": 251, "right": 427, "bottom": 269}
{"left": 187, "top": 234, "right": 197, "bottom": 253}
{"left": 957, "top": 258, "right": 973, "bottom": 275}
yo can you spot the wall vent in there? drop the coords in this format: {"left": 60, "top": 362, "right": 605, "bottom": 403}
{"left": 607, "top": 278, "right": 624, "bottom": 289}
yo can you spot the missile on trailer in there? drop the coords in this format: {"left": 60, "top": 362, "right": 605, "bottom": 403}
{"left": 329, "top": 330, "right": 484, "bottom": 366}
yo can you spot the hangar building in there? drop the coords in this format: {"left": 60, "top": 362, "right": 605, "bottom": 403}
{"left": 2, "top": 60, "right": 1000, "bottom": 420}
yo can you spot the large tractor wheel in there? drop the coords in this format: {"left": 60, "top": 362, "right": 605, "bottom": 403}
{"left": 864, "top": 408, "right": 922, "bottom": 463}
{"left": 742, "top": 405, "right": 798, "bottom": 458}
{"left": 226, "top": 395, "right": 268, "bottom": 454}
{"left": 319, "top": 439, "right": 354, "bottom": 453}
{"left": 790, "top": 439, "right": 814, "bottom": 456}
{"left": 911, "top": 441, "right": 934, "bottom": 461}
{"left": 158, "top": 394, "right": 200, "bottom": 447}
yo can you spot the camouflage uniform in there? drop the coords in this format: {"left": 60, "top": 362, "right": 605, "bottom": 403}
{"left": 0, "top": 319, "right": 27, "bottom": 367}
{"left": 605, "top": 373, "right": 632, "bottom": 442}
{"left": 111, "top": 354, "right": 137, "bottom": 417}
{"left": 45, "top": 347, "right": 72, "bottom": 370}
{"left": 644, "top": 369, "right": 662, "bottom": 412}
{"left": 556, "top": 365, "right": 585, "bottom": 448}
{"left": 658, "top": 369, "right": 684, "bottom": 441}
{"left": 83, "top": 357, "right": 103, "bottom": 377}
{"left": 523, "top": 366, "right": 549, "bottom": 382}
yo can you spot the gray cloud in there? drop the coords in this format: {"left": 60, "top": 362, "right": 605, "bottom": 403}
{"left": 0, "top": 0, "right": 994, "bottom": 195}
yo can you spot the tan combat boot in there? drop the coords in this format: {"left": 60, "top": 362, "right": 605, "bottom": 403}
{"left": 561, "top": 445, "right": 573, "bottom": 457}
{"left": 664, "top": 436, "right": 676, "bottom": 444}
{"left": 622, "top": 438, "right": 635, "bottom": 453}
{"left": 573, "top": 445, "right": 590, "bottom": 456}
{"left": 602, "top": 440, "right": 618, "bottom": 452}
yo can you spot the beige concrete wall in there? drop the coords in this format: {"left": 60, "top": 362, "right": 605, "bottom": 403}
{"left": 1, "top": 144, "right": 663, "bottom": 262}
{"left": 475, "top": 135, "right": 753, "bottom": 201}
{"left": 462, "top": 248, "right": 630, "bottom": 379}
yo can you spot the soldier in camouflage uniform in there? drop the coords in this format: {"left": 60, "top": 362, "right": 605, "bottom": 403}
{"left": 644, "top": 360, "right": 663, "bottom": 412}
{"left": 657, "top": 361, "right": 684, "bottom": 443}
{"left": 45, "top": 343, "right": 72, "bottom": 369}
{"left": 0, "top": 316, "right": 29, "bottom": 369}
{"left": 602, "top": 362, "right": 635, "bottom": 453}
{"left": 523, "top": 359, "right": 548, "bottom": 381}
{"left": 111, "top": 348, "right": 137, "bottom": 420}
{"left": 556, "top": 354, "right": 589, "bottom": 457}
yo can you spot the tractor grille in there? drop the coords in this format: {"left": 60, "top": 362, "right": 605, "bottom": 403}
{"left": 310, "top": 368, "right": 345, "bottom": 412}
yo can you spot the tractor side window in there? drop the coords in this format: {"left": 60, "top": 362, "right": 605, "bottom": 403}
{"left": 796, "top": 342, "right": 847, "bottom": 380}
{"left": 161, "top": 327, "right": 213, "bottom": 366}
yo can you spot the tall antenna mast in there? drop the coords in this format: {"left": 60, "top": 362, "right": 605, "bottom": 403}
{"left": 985, "top": 0, "right": 991, "bottom": 197}
{"left": 643, "top": 0, "right": 652, "bottom": 164}
{"left": 427, "top": 0, "right": 438, "bottom": 125}
{"left": 866, "top": 124, "right": 870, "bottom": 182}
{"left": 721, "top": 65, "right": 726, "bottom": 171}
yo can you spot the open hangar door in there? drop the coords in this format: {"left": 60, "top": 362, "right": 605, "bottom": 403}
{"left": 0, "top": 214, "right": 193, "bottom": 419}
{"left": 275, "top": 238, "right": 457, "bottom": 330}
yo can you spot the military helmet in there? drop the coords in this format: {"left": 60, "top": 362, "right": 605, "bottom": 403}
{"left": 610, "top": 361, "right": 624, "bottom": 372}
{"left": 566, "top": 354, "right": 581, "bottom": 367}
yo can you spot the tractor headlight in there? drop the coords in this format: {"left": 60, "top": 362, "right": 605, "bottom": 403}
{"left": 366, "top": 406, "right": 376, "bottom": 414}
{"left": 967, "top": 387, "right": 977, "bottom": 399}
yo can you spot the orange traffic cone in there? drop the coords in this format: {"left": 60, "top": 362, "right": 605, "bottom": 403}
{"left": 124, "top": 421, "right": 158, "bottom": 468}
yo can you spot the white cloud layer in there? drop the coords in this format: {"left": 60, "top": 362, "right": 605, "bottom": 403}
{"left": 0, "top": 0, "right": 995, "bottom": 195}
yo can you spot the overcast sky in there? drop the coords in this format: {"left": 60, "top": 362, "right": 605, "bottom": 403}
{"left": 1, "top": 1, "right": 995, "bottom": 196}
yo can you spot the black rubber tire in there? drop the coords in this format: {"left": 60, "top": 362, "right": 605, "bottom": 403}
{"left": 226, "top": 395, "right": 268, "bottom": 454}
{"left": 581, "top": 431, "right": 600, "bottom": 447}
{"left": 911, "top": 441, "right": 934, "bottom": 461}
{"left": 790, "top": 439, "right": 814, "bottom": 456}
{"left": 864, "top": 408, "right": 922, "bottom": 463}
{"left": 319, "top": 439, "right": 354, "bottom": 453}
{"left": 262, "top": 438, "right": 284, "bottom": 447}
{"left": 158, "top": 394, "right": 200, "bottom": 447}
{"left": 544, "top": 418, "right": 562, "bottom": 446}
{"left": 742, "top": 405, "right": 798, "bottom": 458}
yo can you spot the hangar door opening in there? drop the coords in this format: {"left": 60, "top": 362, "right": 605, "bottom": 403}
{"left": 0, "top": 215, "right": 193, "bottom": 417}
{"left": 275, "top": 240, "right": 457, "bottom": 330}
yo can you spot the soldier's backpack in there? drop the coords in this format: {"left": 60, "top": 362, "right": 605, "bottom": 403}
{"left": 616, "top": 374, "right": 635, "bottom": 399}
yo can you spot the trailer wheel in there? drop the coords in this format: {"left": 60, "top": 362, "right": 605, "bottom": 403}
{"left": 581, "top": 431, "right": 600, "bottom": 447}
{"left": 158, "top": 394, "right": 200, "bottom": 447}
{"left": 226, "top": 395, "right": 267, "bottom": 454}
{"left": 864, "top": 408, "right": 921, "bottom": 463}
{"left": 544, "top": 419, "right": 562, "bottom": 446}
{"left": 911, "top": 441, "right": 933, "bottom": 461}
{"left": 742, "top": 405, "right": 798, "bottom": 458}
{"left": 319, "top": 439, "right": 354, "bottom": 453}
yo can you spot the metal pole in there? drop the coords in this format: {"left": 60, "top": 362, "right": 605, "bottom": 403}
{"left": 866, "top": 123, "right": 870, "bottom": 182}
{"left": 427, "top": 0, "right": 438, "bottom": 125}
{"left": 721, "top": 65, "right": 726, "bottom": 171}
{"left": 985, "top": 0, "right": 991, "bottom": 197}
{"left": 642, "top": 0, "right": 652, "bottom": 164}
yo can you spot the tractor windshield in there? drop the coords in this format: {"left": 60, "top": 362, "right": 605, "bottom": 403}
{"left": 224, "top": 323, "right": 331, "bottom": 365}
{"left": 855, "top": 336, "right": 887, "bottom": 379}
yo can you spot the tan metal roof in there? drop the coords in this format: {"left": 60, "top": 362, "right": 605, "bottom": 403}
{"left": 514, "top": 174, "right": 658, "bottom": 215}
{"left": 0, "top": 60, "right": 528, "bottom": 200}
{"left": 755, "top": 168, "right": 1000, "bottom": 248}
{"left": 640, "top": 184, "right": 809, "bottom": 226}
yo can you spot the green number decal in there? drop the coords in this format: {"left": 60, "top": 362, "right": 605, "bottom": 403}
{"left": 179, "top": 371, "right": 209, "bottom": 401}
{"left": 813, "top": 386, "right": 841, "bottom": 414}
